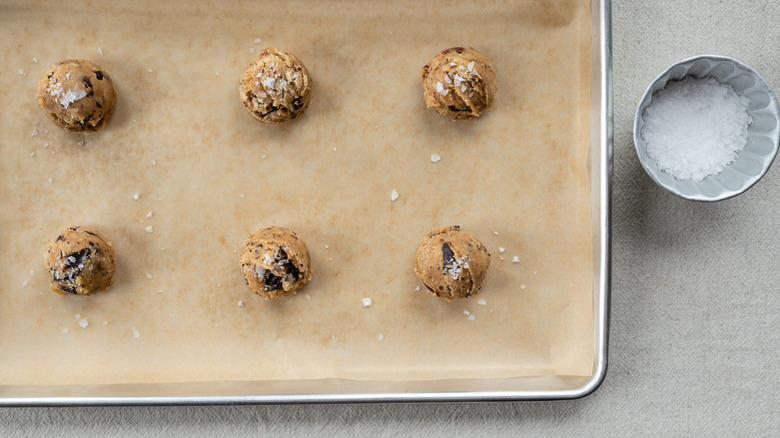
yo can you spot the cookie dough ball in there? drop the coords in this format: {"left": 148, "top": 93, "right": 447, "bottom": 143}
{"left": 238, "top": 48, "right": 312, "bottom": 125}
{"left": 44, "top": 226, "right": 115, "bottom": 295}
{"left": 414, "top": 226, "right": 490, "bottom": 300}
{"left": 421, "top": 47, "right": 497, "bottom": 120}
{"left": 240, "top": 226, "right": 312, "bottom": 299}
{"left": 37, "top": 59, "right": 117, "bottom": 132}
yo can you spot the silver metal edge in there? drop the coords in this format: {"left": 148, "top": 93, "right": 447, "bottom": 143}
{"left": 1, "top": 0, "right": 613, "bottom": 406}
{"left": 571, "top": 0, "right": 612, "bottom": 400}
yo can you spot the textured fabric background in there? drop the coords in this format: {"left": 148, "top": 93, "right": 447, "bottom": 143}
{"left": 2, "top": 0, "right": 778, "bottom": 436}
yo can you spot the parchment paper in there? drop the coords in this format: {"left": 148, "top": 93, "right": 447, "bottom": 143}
{"left": 0, "top": 0, "right": 593, "bottom": 385}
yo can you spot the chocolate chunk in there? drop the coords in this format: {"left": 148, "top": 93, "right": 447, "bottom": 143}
{"left": 94, "top": 71, "right": 104, "bottom": 80}
{"left": 275, "top": 248, "right": 300, "bottom": 284}
{"left": 95, "top": 102, "right": 102, "bottom": 109}
{"left": 63, "top": 248, "right": 92, "bottom": 268}
{"left": 56, "top": 235, "right": 65, "bottom": 242}
{"left": 448, "top": 105, "right": 469, "bottom": 112}
{"left": 82, "top": 77, "right": 93, "bottom": 89}
{"left": 291, "top": 97, "right": 303, "bottom": 110}
{"left": 285, "top": 260, "right": 301, "bottom": 284}
{"left": 260, "top": 105, "right": 279, "bottom": 117}
{"left": 442, "top": 242, "right": 456, "bottom": 271}
{"left": 262, "top": 270, "right": 283, "bottom": 291}
{"left": 252, "top": 249, "right": 302, "bottom": 291}
{"left": 59, "top": 284, "right": 77, "bottom": 294}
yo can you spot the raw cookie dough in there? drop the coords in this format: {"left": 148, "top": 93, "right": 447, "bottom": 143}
{"left": 240, "top": 226, "right": 312, "bottom": 299}
{"left": 238, "top": 48, "right": 312, "bottom": 125}
{"left": 37, "top": 59, "right": 117, "bottom": 132}
{"left": 421, "top": 47, "right": 497, "bottom": 120}
{"left": 44, "top": 226, "right": 115, "bottom": 295}
{"left": 414, "top": 226, "right": 491, "bottom": 300}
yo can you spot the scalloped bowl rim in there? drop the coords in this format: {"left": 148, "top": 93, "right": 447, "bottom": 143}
{"left": 633, "top": 55, "right": 780, "bottom": 201}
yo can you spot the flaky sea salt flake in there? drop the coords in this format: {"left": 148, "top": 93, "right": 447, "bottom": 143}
{"left": 435, "top": 81, "right": 449, "bottom": 96}
{"left": 238, "top": 300, "right": 245, "bottom": 308}
{"left": 512, "top": 256, "right": 520, "bottom": 263}
{"left": 362, "top": 297, "right": 372, "bottom": 307}
{"left": 79, "top": 318, "right": 88, "bottom": 328}
{"left": 477, "top": 299, "right": 487, "bottom": 305}
{"left": 430, "top": 153, "right": 441, "bottom": 163}
{"left": 132, "top": 327, "right": 140, "bottom": 338}
{"left": 60, "top": 88, "right": 87, "bottom": 109}
{"left": 32, "top": 128, "right": 39, "bottom": 136}
{"left": 97, "top": 47, "right": 103, "bottom": 56}
{"left": 390, "top": 189, "right": 399, "bottom": 202}
{"left": 145, "top": 226, "right": 154, "bottom": 233}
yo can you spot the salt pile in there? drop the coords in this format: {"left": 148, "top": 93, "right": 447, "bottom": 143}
{"left": 642, "top": 76, "right": 752, "bottom": 181}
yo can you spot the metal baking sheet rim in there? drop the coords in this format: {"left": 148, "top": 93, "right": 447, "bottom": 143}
{"left": 0, "top": 0, "right": 612, "bottom": 406}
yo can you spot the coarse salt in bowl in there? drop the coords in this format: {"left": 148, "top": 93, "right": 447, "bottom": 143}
{"left": 634, "top": 55, "right": 780, "bottom": 201}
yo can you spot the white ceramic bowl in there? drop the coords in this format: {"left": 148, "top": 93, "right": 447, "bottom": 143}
{"left": 634, "top": 55, "right": 780, "bottom": 201}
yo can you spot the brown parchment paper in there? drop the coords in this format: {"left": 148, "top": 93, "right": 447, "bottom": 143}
{"left": 0, "top": 0, "right": 593, "bottom": 385}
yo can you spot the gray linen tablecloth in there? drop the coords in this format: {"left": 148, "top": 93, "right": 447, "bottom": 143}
{"left": 2, "top": 0, "right": 778, "bottom": 436}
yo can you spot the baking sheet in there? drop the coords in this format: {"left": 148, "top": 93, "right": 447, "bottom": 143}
{"left": 0, "top": 0, "right": 593, "bottom": 385}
